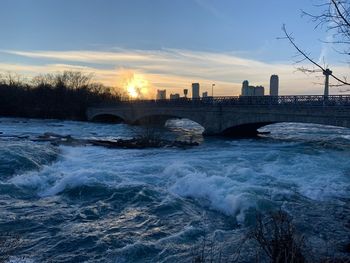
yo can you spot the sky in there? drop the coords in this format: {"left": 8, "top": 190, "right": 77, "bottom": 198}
{"left": 0, "top": 0, "right": 349, "bottom": 97}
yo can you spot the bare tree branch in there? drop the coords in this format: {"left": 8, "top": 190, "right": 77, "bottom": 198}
{"left": 332, "top": 0, "right": 350, "bottom": 28}
{"left": 282, "top": 24, "right": 350, "bottom": 86}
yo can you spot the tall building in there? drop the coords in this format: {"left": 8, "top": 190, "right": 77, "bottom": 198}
{"left": 156, "top": 89, "right": 166, "bottom": 100}
{"left": 170, "top": 93, "right": 180, "bottom": 100}
{"left": 192, "top": 83, "right": 200, "bottom": 99}
{"left": 254, "top": 86, "right": 265, "bottom": 96}
{"left": 242, "top": 80, "right": 249, "bottom": 96}
{"left": 270, "top": 75, "right": 279, "bottom": 96}
{"left": 241, "top": 80, "right": 265, "bottom": 96}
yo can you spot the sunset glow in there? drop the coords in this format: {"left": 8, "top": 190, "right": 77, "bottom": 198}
{"left": 123, "top": 73, "right": 152, "bottom": 99}
{"left": 2, "top": 1, "right": 350, "bottom": 262}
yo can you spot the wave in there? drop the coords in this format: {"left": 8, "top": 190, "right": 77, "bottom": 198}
{"left": 0, "top": 140, "right": 59, "bottom": 180}
{"left": 7, "top": 136, "right": 350, "bottom": 225}
{"left": 2, "top": 119, "right": 350, "bottom": 261}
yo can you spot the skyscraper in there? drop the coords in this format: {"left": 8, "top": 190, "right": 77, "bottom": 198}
{"left": 241, "top": 80, "right": 264, "bottom": 96}
{"left": 241, "top": 80, "right": 249, "bottom": 96}
{"left": 156, "top": 89, "right": 166, "bottom": 100}
{"left": 254, "top": 86, "right": 265, "bottom": 96}
{"left": 192, "top": 83, "right": 200, "bottom": 99}
{"left": 270, "top": 75, "right": 279, "bottom": 96}
{"left": 170, "top": 93, "right": 180, "bottom": 100}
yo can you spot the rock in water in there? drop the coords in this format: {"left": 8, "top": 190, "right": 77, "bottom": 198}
{"left": 31, "top": 133, "right": 199, "bottom": 149}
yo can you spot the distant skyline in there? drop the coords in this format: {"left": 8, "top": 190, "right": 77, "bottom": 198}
{"left": 1, "top": 0, "right": 349, "bottom": 96}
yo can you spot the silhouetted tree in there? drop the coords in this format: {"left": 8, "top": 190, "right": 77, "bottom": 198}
{"left": 0, "top": 71, "right": 121, "bottom": 120}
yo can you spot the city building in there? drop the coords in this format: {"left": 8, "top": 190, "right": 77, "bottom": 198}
{"left": 254, "top": 86, "right": 265, "bottom": 96}
{"left": 170, "top": 93, "right": 180, "bottom": 100}
{"left": 270, "top": 75, "right": 279, "bottom": 96}
{"left": 241, "top": 80, "right": 265, "bottom": 96}
{"left": 156, "top": 89, "right": 166, "bottom": 100}
{"left": 202, "top": 91, "right": 208, "bottom": 97}
{"left": 241, "top": 80, "right": 250, "bottom": 96}
{"left": 192, "top": 83, "right": 200, "bottom": 99}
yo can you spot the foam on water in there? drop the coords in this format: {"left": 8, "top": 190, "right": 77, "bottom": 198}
{"left": 8, "top": 134, "right": 350, "bottom": 219}
{"left": 1, "top": 119, "right": 350, "bottom": 261}
{"left": 6, "top": 257, "right": 35, "bottom": 263}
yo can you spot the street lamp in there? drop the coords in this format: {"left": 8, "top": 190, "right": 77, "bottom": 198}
{"left": 212, "top": 83, "right": 215, "bottom": 97}
{"left": 183, "top": 89, "right": 188, "bottom": 98}
{"left": 323, "top": 68, "right": 332, "bottom": 98}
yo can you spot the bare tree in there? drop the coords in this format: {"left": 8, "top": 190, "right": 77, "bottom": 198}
{"left": 281, "top": 0, "right": 350, "bottom": 92}
{"left": 250, "top": 210, "right": 306, "bottom": 263}
{"left": 31, "top": 73, "right": 56, "bottom": 87}
{"left": 31, "top": 71, "right": 93, "bottom": 89}
{"left": 55, "top": 71, "right": 93, "bottom": 89}
{"left": 0, "top": 72, "right": 24, "bottom": 87}
{"left": 302, "top": 0, "right": 350, "bottom": 58}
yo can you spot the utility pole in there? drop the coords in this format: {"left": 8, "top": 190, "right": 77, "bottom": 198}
{"left": 323, "top": 68, "right": 332, "bottom": 98}
{"left": 212, "top": 83, "right": 215, "bottom": 97}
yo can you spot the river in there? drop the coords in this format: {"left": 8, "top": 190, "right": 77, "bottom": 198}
{"left": 0, "top": 117, "right": 349, "bottom": 262}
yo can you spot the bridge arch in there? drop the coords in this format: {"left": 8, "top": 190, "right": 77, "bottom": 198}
{"left": 133, "top": 114, "right": 181, "bottom": 126}
{"left": 131, "top": 112, "right": 206, "bottom": 130}
{"left": 90, "top": 113, "right": 126, "bottom": 124}
{"left": 222, "top": 122, "right": 275, "bottom": 136}
{"left": 220, "top": 118, "right": 350, "bottom": 136}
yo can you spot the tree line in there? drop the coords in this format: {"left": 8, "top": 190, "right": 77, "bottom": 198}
{"left": 0, "top": 71, "right": 122, "bottom": 120}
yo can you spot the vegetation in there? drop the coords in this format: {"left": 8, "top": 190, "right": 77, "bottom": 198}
{"left": 282, "top": 0, "right": 350, "bottom": 87}
{"left": 1, "top": 211, "right": 348, "bottom": 262}
{"left": 249, "top": 210, "right": 306, "bottom": 263}
{"left": 190, "top": 210, "right": 350, "bottom": 263}
{"left": 0, "top": 71, "right": 122, "bottom": 120}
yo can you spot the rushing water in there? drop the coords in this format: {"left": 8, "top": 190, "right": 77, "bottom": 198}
{"left": 0, "top": 117, "right": 349, "bottom": 262}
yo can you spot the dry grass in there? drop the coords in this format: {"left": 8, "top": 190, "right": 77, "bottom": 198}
{"left": 249, "top": 210, "right": 306, "bottom": 263}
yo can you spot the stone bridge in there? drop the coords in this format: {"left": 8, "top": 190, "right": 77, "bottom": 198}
{"left": 87, "top": 95, "right": 350, "bottom": 136}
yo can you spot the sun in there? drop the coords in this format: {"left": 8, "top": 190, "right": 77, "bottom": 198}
{"left": 127, "top": 84, "right": 139, "bottom": 99}
{"left": 124, "top": 74, "right": 150, "bottom": 99}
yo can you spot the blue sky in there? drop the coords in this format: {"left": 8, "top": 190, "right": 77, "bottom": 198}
{"left": 0, "top": 0, "right": 348, "bottom": 96}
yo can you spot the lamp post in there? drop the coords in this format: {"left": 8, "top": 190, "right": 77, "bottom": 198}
{"left": 183, "top": 89, "right": 188, "bottom": 98}
{"left": 212, "top": 84, "right": 215, "bottom": 97}
{"left": 323, "top": 68, "right": 332, "bottom": 98}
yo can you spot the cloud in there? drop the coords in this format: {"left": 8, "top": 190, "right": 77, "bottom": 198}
{"left": 1, "top": 48, "right": 349, "bottom": 96}
{"left": 193, "top": 0, "right": 229, "bottom": 21}
{"left": 2, "top": 49, "right": 154, "bottom": 64}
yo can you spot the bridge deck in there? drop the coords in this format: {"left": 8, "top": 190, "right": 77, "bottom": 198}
{"left": 91, "top": 95, "right": 350, "bottom": 107}
{"left": 87, "top": 95, "right": 350, "bottom": 136}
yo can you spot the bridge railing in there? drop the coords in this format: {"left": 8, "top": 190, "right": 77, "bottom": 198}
{"left": 90, "top": 95, "right": 350, "bottom": 107}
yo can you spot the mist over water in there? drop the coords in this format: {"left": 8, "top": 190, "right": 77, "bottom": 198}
{"left": 0, "top": 118, "right": 349, "bottom": 262}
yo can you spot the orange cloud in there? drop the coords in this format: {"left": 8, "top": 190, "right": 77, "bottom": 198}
{"left": 1, "top": 48, "right": 349, "bottom": 97}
